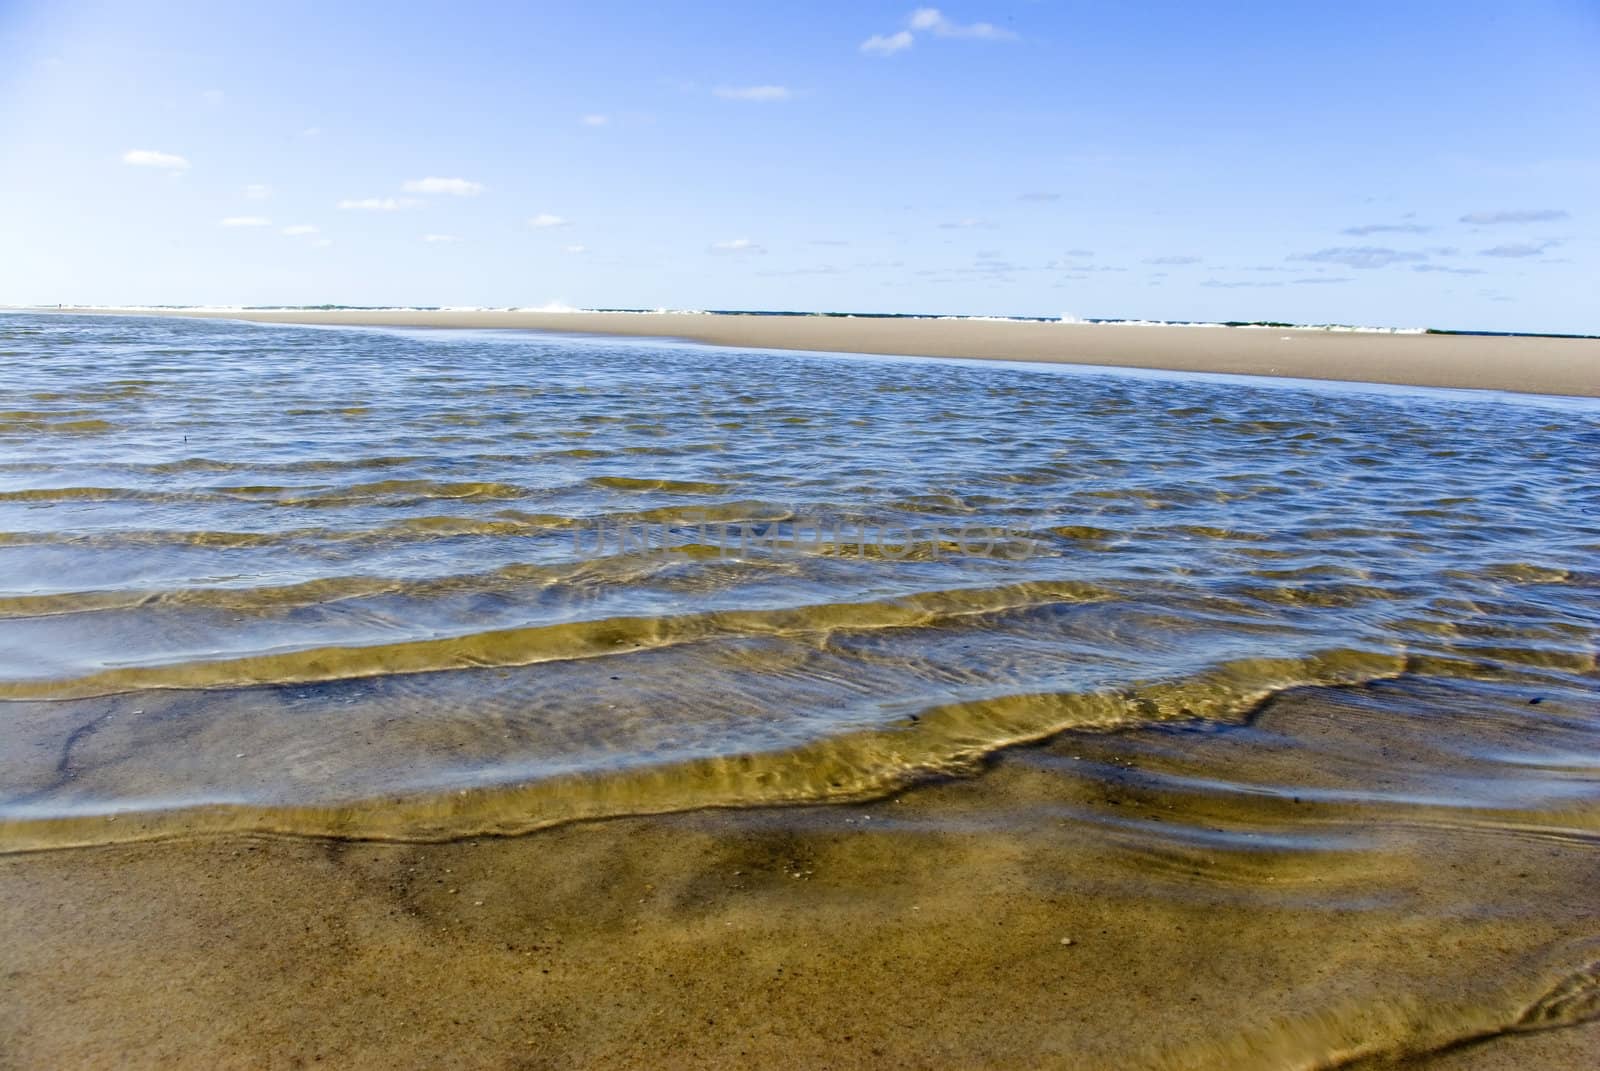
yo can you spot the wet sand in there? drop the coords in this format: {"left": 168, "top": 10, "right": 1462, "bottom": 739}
{"left": 56, "top": 307, "right": 1600, "bottom": 398}
{"left": 4, "top": 678, "right": 1596, "bottom": 1069}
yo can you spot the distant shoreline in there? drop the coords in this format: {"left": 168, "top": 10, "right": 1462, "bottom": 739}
{"left": 25, "top": 305, "right": 1600, "bottom": 397}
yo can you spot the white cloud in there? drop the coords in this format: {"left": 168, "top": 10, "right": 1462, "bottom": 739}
{"left": 402, "top": 176, "right": 484, "bottom": 196}
{"left": 311, "top": 238, "right": 334, "bottom": 248}
{"left": 710, "top": 238, "right": 765, "bottom": 255}
{"left": 528, "top": 213, "right": 568, "bottom": 228}
{"left": 565, "top": 244, "right": 587, "bottom": 254}
{"left": 422, "top": 233, "right": 460, "bottom": 243}
{"left": 220, "top": 216, "right": 271, "bottom": 227}
{"left": 244, "top": 183, "right": 271, "bottom": 200}
{"left": 1202, "top": 279, "right": 1284, "bottom": 290}
{"left": 861, "top": 31, "right": 914, "bottom": 55}
{"left": 302, "top": 126, "right": 322, "bottom": 137}
{"left": 200, "top": 88, "right": 225, "bottom": 108}
{"left": 123, "top": 149, "right": 190, "bottom": 171}
{"left": 281, "top": 224, "right": 319, "bottom": 236}
{"left": 937, "top": 217, "right": 993, "bottom": 229}
{"left": 910, "top": 7, "right": 1016, "bottom": 39}
{"left": 338, "top": 197, "right": 421, "bottom": 211}
{"left": 1288, "top": 246, "right": 1428, "bottom": 269}
{"left": 714, "top": 85, "right": 792, "bottom": 102}
{"left": 863, "top": 8, "right": 1016, "bottom": 53}
{"left": 581, "top": 114, "right": 609, "bottom": 126}
{"left": 1480, "top": 240, "right": 1563, "bottom": 258}
{"left": 1342, "top": 222, "right": 1432, "bottom": 236}
{"left": 1460, "top": 209, "right": 1569, "bottom": 225}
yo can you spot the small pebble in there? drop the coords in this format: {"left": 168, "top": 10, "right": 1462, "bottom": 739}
{"left": 1059, "top": 937, "right": 1075, "bottom": 946}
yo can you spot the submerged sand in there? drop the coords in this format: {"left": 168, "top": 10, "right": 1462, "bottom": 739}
{"left": 48, "top": 307, "right": 1600, "bottom": 398}
{"left": 3, "top": 677, "right": 1596, "bottom": 1069}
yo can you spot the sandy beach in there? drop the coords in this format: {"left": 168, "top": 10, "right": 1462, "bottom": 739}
{"left": 9, "top": 1, "right": 1597, "bottom": 1066}
{"left": 2, "top": 310, "right": 1596, "bottom": 1069}
{"left": 53, "top": 307, "right": 1600, "bottom": 398}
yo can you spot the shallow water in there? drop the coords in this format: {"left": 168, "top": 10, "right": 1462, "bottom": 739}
{"left": 0, "top": 312, "right": 1596, "bottom": 850}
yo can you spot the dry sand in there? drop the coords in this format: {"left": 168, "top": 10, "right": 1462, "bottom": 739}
{"left": 3, "top": 679, "right": 1596, "bottom": 1069}
{"left": 52, "top": 307, "right": 1600, "bottom": 398}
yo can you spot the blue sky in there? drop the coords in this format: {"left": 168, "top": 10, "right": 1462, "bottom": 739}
{"left": 2, "top": 1, "right": 1596, "bottom": 332}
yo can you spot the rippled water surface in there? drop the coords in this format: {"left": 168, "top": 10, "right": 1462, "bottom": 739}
{"left": 1, "top": 312, "right": 1597, "bottom": 849}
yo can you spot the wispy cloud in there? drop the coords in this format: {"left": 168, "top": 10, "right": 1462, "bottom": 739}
{"left": 422, "top": 233, "right": 460, "bottom": 243}
{"left": 402, "top": 176, "right": 484, "bottom": 196}
{"left": 1480, "top": 239, "right": 1563, "bottom": 258}
{"left": 200, "top": 88, "right": 225, "bottom": 109}
{"left": 714, "top": 85, "right": 792, "bottom": 102}
{"left": 1045, "top": 255, "right": 1115, "bottom": 271}
{"left": 937, "top": 217, "right": 994, "bottom": 230}
{"left": 281, "top": 224, "right": 319, "bottom": 236}
{"left": 1413, "top": 264, "right": 1485, "bottom": 275}
{"left": 338, "top": 197, "right": 421, "bottom": 211}
{"left": 910, "top": 7, "right": 1017, "bottom": 39}
{"left": 220, "top": 216, "right": 271, "bottom": 228}
{"left": 1341, "top": 223, "right": 1432, "bottom": 236}
{"left": 564, "top": 244, "right": 587, "bottom": 254}
{"left": 244, "top": 183, "right": 271, "bottom": 200}
{"left": 1291, "top": 277, "right": 1353, "bottom": 285}
{"left": 1018, "top": 192, "right": 1061, "bottom": 202}
{"left": 861, "top": 31, "right": 914, "bottom": 55}
{"left": 580, "top": 114, "right": 609, "bottom": 126}
{"left": 123, "top": 149, "right": 189, "bottom": 171}
{"left": 1288, "top": 246, "right": 1428, "bottom": 269}
{"left": 757, "top": 265, "right": 845, "bottom": 278}
{"left": 528, "top": 213, "right": 568, "bottom": 228}
{"left": 710, "top": 238, "right": 765, "bottom": 255}
{"left": 1142, "top": 255, "right": 1201, "bottom": 265}
{"left": 863, "top": 8, "right": 1017, "bottom": 53}
{"left": 1459, "top": 209, "right": 1570, "bottom": 225}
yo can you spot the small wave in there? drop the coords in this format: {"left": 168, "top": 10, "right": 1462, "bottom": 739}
{"left": 0, "top": 580, "right": 1113, "bottom": 699}
{"left": 0, "top": 646, "right": 1418, "bottom": 851}
{"left": 588, "top": 475, "right": 736, "bottom": 495}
